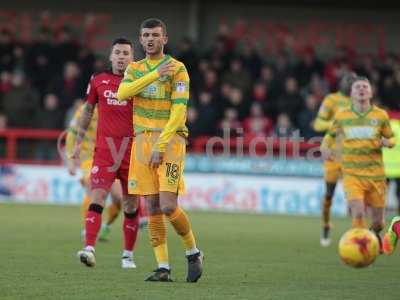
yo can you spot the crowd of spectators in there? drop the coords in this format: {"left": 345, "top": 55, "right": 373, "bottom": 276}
{"left": 1, "top": 24, "right": 400, "bottom": 159}
{"left": 182, "top": 32, "right": 400, "bottom": 146}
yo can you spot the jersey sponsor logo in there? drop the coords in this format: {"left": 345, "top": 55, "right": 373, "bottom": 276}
{"left": 104, "top": 90, "right": 127, "bottom": 106}
{"left": 175, "top": 81, "right": 186, "bottom": 93}
{"left": 107, "top": 98, "right": 127, "bottom": 106}
{"left": 344, "top": 126, "right": 375, "bottom": 139}
{"left": 102, "top": 80, "right": 110, "bottom": 84}
{"left": 104, "top": 90, "right": 117, "bottom": 98}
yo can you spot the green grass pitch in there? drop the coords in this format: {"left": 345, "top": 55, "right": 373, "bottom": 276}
{"left": 1, "top": 202, "right": 399, "bottom": 300}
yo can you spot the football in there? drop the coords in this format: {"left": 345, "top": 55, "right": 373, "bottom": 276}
{"left": 338, "top": 228, "right": 380, "bottom": 268}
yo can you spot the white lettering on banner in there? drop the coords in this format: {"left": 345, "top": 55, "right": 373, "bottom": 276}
{"left": 2, "top": 165, "right": 398, "bottom": 216}
{"left": 104, "top": 90, "right": 127, "bottom": 106}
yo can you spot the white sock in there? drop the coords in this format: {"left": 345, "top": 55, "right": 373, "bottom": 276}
{"left": 185, "top": 248, "right": 200, "bottom": 256}
{"left": 122, "top": 250, "right": 133, "bottom": 258}
{"left": 158, "top": 263, "right": 170, "bottom": 270}
{"left": 84, "top": 246, "right": 95, "bottom": 253}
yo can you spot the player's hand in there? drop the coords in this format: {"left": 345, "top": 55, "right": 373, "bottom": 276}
{"left": 71, "top": 143, "right": 81, "bottom": 160}
{"left": 321, "top": 148, "right": 334, "bottom": 161}
{"left": 380, "top": 138, "right": 393, "bottom": 148}
{"left": 157, "top": 61, "right": 175, "bottom": 77}
{"left": 149, "top": 151, "right": 164, "bottom": 169}
{"left": 67, "top": 160, "right": 77, "bottom": 176}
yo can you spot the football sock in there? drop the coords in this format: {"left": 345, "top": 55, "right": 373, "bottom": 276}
{"left": 370, "top": 222, "right": 384, "bottom": 234}
{"left": 80, "top": 194, "right": 91, "bottom": 225}
{"left": 123, "top": 250, "right": 133, "bottom": 258}
{"left": 148, "top": 214, "right": 169, "bottom": 268}
{"left": 85, "top": 203, "right": 103, "bottom": 247}
{"left": 352, "top": 218, "right": 367, "bottom": 228}
{"left": 106, "top": 201, "right": 121, "bottom": 226}
{"left": 322, "top": 196, "right": 332, "bottom": 228}
{"left": 393, "top": 222, "right": 400, "bottom": 237}
{"left": 123, "top": 211, "right": 139, "bottom": 252}
{"left": 168, "top": 207, "right": 198, "bottom": 254}
{"left": 84, "top": 245, "right": 95, "bottom": 252}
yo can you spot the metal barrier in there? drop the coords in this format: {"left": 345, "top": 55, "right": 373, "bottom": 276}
{"left": 0, "top": 129, "right": 321, "bottom": 165}
{"left": 0, "top": 129, "right": 63, "bottom": 165}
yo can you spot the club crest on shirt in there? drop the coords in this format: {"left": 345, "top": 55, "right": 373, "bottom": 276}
{"left": 128, "top": 179, "right": 137, "bottom": 189}
{"left": 370, "top": 119, "right": 378, "bottom": 126}
{"left": 146, "top": 84, "right": 157, "bottom": 95}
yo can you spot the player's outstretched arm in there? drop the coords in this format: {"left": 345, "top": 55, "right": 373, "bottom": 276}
{"left": 149, "top": 103, "right": 187, "bottom": 168}
{"left": 65, "top": 106, "right": 84, "bottom": 175}
{"left": 381, "top": 111, "right": 396, "bottom": 148}
{"left": 66, "top": 126, "right": 78, "bottom": 175}
{"left": 320, "top": 113, "right": 340, "bottom": 161}
{"left": 313, "top": 97, "right": 334, "bottom": 132}
{"left": 65, "top": 124, "right": 78, "bottom": 159}
{"left": 117, "top": 61, "right": 175, "bottom": 100}
{"left": 320, "top": 134, "right": 335, "bottom": 161}
{"left": 313, "top": 117, "right": 333, "bottom": 132}
{"left": 153, "top": 64, "right": 189, "bottom": 153}
{"left": 71, "top": 103, "right": 95, "bottom": 159}
{"left": 154, "top": 104, "right": 187, "bottom": 153}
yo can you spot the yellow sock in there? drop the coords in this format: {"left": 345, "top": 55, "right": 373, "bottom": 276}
{"left": 80, "top": 194, "right": 91, "bottom": 225}
{"left": 106, "top": 202, "right": 121, "bottom": 226}
{"left": 352, "top": 218, "right": 367, "bottom": 228}
{"left": 148, "top": 214, "right": 168, "bottom": 266}
{"left": 322, "top": 196, "right": 332, "bottom": 228}
{"left": 168, "top": 207, "right": 197, "bottom": 251}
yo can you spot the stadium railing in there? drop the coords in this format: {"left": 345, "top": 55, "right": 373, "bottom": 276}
{"left": 0, "top": 129, "right": 321, "bottom": 165}
{"left": 0, "top": 128, "right": 63, "bottom": 165}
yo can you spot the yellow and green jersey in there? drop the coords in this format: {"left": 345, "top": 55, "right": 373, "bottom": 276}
{"left": 118, "top": 55, "right": 189, "bottom": 152}
{"left": 322, "top": 105, "right": 395, "bottom": 180}
{"left": 65, "top": 104, "right": 98, "bottom": 161}
{"left": 314, "top": 92, "right": 350, "bottom": 132}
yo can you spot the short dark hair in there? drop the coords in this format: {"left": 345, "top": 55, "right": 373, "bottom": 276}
{"left": 338, "top": 72, "right": 357, "bottom": 96}
{"left": 111, "top": 37, "right": 133, "bottom": 48}
{"left": 352, "top": 75, "right": 370, "bottom": 86}
{"left": 140, "top": 18, "right": 167, "bottom": 35}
